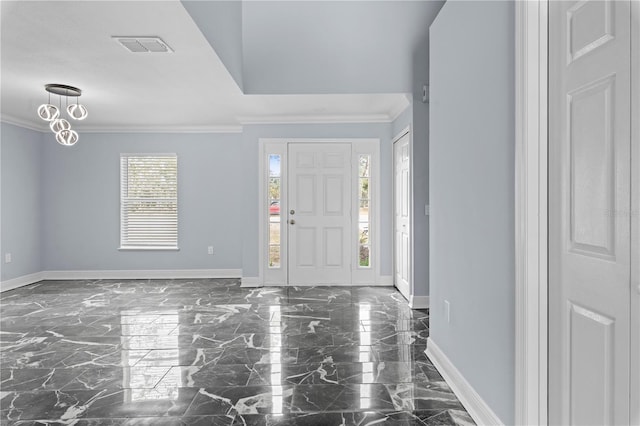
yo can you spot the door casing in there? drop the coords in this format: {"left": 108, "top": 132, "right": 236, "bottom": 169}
{"left": 515, "top": 1, "right": 640, "bottom": 425}
{"left": 393, "top": 128, "right": 412, "bottom": 302}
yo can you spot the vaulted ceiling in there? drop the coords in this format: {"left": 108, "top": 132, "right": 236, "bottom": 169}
{"left": 1, "top": 1, "right": 443, "bottom": 131}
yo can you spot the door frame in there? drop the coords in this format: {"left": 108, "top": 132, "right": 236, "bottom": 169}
{"left": 392, "top": 126, "right": 412, "bottom": 302}
{"left": 517, "top": 3, "right": 640, "bottom": 424}
{"left": 631, "top": 2, "right": 640, "bottom": 424}
{"left": 514, "top": 1, "right": 548, "bottom": 424}
{"left": 257, "top": 138, "right": 381, "bottom": 286}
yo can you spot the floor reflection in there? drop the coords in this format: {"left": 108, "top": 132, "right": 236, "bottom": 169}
{"left": 269, "top": 305, "right": 283, "bottom": 415}
{"left": 121, "top": 309, "right": 179, "bottom": 401}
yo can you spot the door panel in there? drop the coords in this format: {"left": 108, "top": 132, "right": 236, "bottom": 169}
{"left": 324, "top": 175, "right": 345, "bottom": 214}
{"left": 549, "top": 1, "right": 632, "bottom": 425}
{"left": 568, "top": 303, "right": 615, "bottom": 425}
{"left": 296, "top": 175, "right": 316, "bottom": 213}
{"left": 568, "top": 76, "right": 616, "bottom": 257}
{"left": 296, "top": 227, "right": 316, "bottom": 267}
{"left": 394, "top": 133, "right": 410, "bottom": 299}
{"left": 288, "top": 143, "right": 351, "bottom": 284}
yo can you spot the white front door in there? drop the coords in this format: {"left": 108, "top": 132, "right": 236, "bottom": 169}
{"left": 394, "top": 133, "right": 411, "bottom": 299}
{"left": 287, "top": 143, "right": 352, "bottom": 285}
{"left": 549, "top": 1, "right": 632, "bottom": 424}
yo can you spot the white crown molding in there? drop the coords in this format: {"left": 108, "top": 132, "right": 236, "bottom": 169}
{"left": 2, "top": 113, "right": 413, "bottom": 133}
{"left": 237, "top": 113, "right": 395, "bottom": 125}
{"left": 1, "top": 116, "right": 242, "bottom": 134}
{"left": 0, "top": 114, "right": 48, "bottom": 132}
{"left": 388, "top": 94, "right": 412, "bottom": 122}
{"left": 78, "top": 125, "right": 243, "bottom": 134}
{"left": 426, "top": 338, "right": 504, "bottom": 426}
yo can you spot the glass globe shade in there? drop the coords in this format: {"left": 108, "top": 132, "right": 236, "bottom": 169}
{"left": 67, "top": 103, "right": 88, "bottom": 120}
{"left": 37, "top": 104, "right": 60, "bottom": 122}
{"left": 56, "top": 129, "right": 79, "bottom": 146}
{"left": 50, "top": 118, "right": 71, "bottom": 133}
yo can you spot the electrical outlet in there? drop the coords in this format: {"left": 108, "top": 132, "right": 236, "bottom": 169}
{"left": 4, "top": 253, "right": 12, "bottom": 263}
{"left": 444, "top": 300, "right": 450, "bottom": 323}
{"left": 207, "top": 246, "right": 214, "bottom": 255}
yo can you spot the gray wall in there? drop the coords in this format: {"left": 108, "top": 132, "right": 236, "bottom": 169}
{"left": 41, "top": 132, "right": 244, "bottom": 272}
{"left": 240, "top": 122, "right": 394, "bottom": 278}
{"left": 429, "top": 1, "right": 515, "bottom": 424}
{"left": 412, "top": 22, "right": 431, "bottom": 298}
{"left": 1, "top": 123, "right": 43, "bottom": 281}
{"left": 241, "top": 1, "right": 444, "bottom": 94}
{"left": 2, "top": 123, "right": 395, "bottom": 279}
{"left": 181, "top": 0, "right": 244, "bottom": 91}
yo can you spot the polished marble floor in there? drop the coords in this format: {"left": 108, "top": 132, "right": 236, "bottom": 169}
{"left": 0, "top": 279, "right": 473, "bottom": 425}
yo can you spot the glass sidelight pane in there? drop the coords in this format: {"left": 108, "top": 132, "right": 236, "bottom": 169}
{"left": 358, "top": 154, "right": 372, "bottom": 269}
{"left": 359, "top": 178, "right": 369, "bottom": 200}
{"left": 359, "top": 223, "right": 369, "bottom": 245}
{"left": 267, "top": 154, "right": 282, "bottom": 270}
{"left": 269, "top": 200, "right": 281, "bottom": 218}
{"left": 269, "top": 155, "right": 281, "bottom": 177}
{"left": 359, "top": 155, "right": 370, "bottom": 177}
{"left": 269, "top": 178, "right": 281, "bottom": 200}
{"left": 270, "top": 222, "right": 281, "bottom": 245}
{"left": 359, "top": 200, "right": 369, "bottom": 223}
{"left": 359, "top": 245, "right": 370, "bottom": 267}
{"left": 269, "top": 245, "right": 280, "bottom": 268}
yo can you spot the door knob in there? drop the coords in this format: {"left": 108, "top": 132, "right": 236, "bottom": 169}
{"left": 289, "top": 219, "right": 296, "bottom": 225}
{"left": 290, "top": 209, "right": 295, "bottom": 215}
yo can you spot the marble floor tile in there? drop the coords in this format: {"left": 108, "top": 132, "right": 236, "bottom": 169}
{"left": 0, "top": 279, "right": 473, "bottom": 425}
{"left": 0, "top": 368, "right": 81, "bottom": 391}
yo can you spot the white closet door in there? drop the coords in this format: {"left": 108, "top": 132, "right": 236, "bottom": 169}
{"left": 549, "top": 1, "right": 632, "bottom": 424}
{"left": 394, "top": 133, "right": 411, "bottom": 299}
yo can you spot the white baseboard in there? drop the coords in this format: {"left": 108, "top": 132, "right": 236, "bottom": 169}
{"left": 43, "top": 269, "right": 241, "bottom": 280}
{"left": 241, "top": 277, "right": 262, "bottom": 287}
{"left": 0, "top": 271, "right": 45, "bottom": 292}
{"left": 409, "top": 295, "right": 429, "bottom": 309}
{"left": 249, "top": 277, "right": 395, "bottom": 288}
{"left": 1, "top": 269, "right": 242, "bottom": 292}
{"left": 426, "top": 338, "right": 503, "bottom": 426}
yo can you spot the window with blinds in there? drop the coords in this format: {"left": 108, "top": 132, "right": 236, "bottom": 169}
{"left": 120, "top": 154, "right": 178, "bottom": 249}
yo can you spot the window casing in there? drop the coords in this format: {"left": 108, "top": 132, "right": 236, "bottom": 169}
{"left": 120, "top": 154, "right": 178, "bottom": 249}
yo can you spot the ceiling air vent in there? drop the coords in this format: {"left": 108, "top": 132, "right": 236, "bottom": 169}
{"left": 113, "top": 37, "right": 173, "bottom": 53}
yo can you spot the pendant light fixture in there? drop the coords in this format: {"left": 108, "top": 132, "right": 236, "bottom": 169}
{"left": 37, "top": 84, "right": 87, "bottom": 146}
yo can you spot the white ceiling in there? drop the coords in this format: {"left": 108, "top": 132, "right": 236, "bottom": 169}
{"left": 0, "top": 1, "right": 410, "bottom": 131}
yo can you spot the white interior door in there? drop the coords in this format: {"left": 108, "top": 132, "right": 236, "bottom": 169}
{"left": 549, "top": 1, "right": 632, "bottom": 425}
{"left": 394, "top": 133, "right": 411, "bottom": 299}
{"left": 288, "top": 143, "right": 352, "bottom": 285}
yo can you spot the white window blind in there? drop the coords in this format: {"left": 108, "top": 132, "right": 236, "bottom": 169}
{"left": 120, "top": 154, "right": 178, "bottom": 249}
